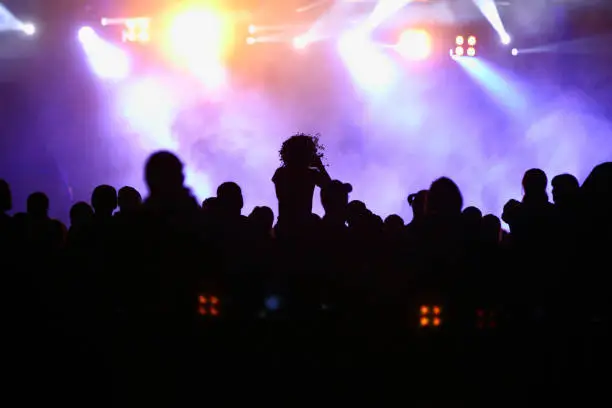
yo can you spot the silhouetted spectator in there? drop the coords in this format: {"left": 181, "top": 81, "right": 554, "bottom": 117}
{"left": 92, "top": 185, "right": 118, "bottom": 218}
{"left": 117, "top": 186, "right": 142, "bottom": 215}
{"left": 552, "top": 173, "right": 580, "bottom": 207}
{"left": 216, "top": 181, "right": 244, "bottom": 218}
{"left": 481, "top": 214, "right": 501, "bottom": 246}
{"left": 0, "top": 179, "right": 11, "bottom": 216}
{"left": 405, "top": 189, "right": 428, "bottom": 247}
{"left": 321, "top": 180, "right": 352, "bottom": 229}
{"left": 427, "top": 177, "right": 463, "bottom": 217}
{"left": 249, "top": 206, "right": 274, "bottom": 239}
{"left": 70, "top": 201, "right": 94, "bottom": 228}
{"left": 202, "top": 197, "right": 218, "bottom": 214}
{"left": 139, "top": 151, "right": 204, "bottom": 320}
{"left": 407, "top": 190, "right": 428, "bottom": 222}
{"left": 551, "top": 173, "right": 581, "bottom": 250}
{"left": 273, "top": 134, "right": 331, "bottom": 236}
{"left": 503, "top": 168, "right": 555, "bottom": 247}
{"left": 67, "top": 201, "right": 94, "bottom": 250}
{"left": 0, "top": 179, "right": 12, "bottom": 234}
{"left": 384, "top": 214, "right": 404, "bottom": 234}
{"left": 25, "top": 192, "right": 65, "bottom": 250}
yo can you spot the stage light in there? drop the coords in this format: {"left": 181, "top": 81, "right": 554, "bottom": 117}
{"left": 396, "top": 29, "right": 432, "bottom": 61}
{"left": 511, "top": 48, "right": 518, "bottom": 56}
{"left": 246, "top": 37, "right": 255, "bottom": 45}
{"left": 166, "top": 8, "right": 232, "bottom": 66}
{"left": 467, "top": 47, "right": 476, "bottom": 57}
{"left": 468, "top": 35, "right": 476, "bottom": 46}
{"left": 248, "top": 24, "right": 256, "bottom": 34}
{"left": 455, "top": 46, "right": 464, "bottom": 56}
{"left": 78, "top": 26, "right": 96, "bottom": 43}
{"left": 420, "top": 305, "right": 442, "bottom": 327}
{"left": 501, "top": 33, "right": 511, "bottom": 45}
{"left": 122, "top": 18, "right": 150, "bottom": 43}
{"left": 455, "top": 35, "right": 464, "bottom": 45}
{"left": 198, "top": 294, "right": 220, "bottom": 316}
{"left": 21, "top": 22, "right": 36, "bottom": 36}
{"left": 78, "top": 26, "right": 130, "bottom": 80}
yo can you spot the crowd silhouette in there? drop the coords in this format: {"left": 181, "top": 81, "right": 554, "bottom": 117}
{"left": 1, "top": 133, "right": 611, "bottom": 404}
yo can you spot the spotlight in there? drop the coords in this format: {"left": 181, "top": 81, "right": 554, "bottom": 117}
{"left": 78, "top": 26, "right": 96, "bottom": 43}
{"left": 468, "top": 35, "right": 476, "bottom": 46}
{"left": 248, "top": 24, "right": 256, "bottom": 34}
{"left": 511, "top": 48, "right": 518, "bottom": 56}
{"left": 501, "top": 33, "right": 511, "bottom": 45}
{"left": 455, "top": 46, "right": 464, "bottom": 56}
{"left": 21, "top": 22, "right": 36, "bottom": 36}
{"left": 166, "top": 9, "right": 229, "bottom": 63}
{"left": 455, "top": 35, "right": 464, "bottom": 45}
{"left": 467, "top": 47, "right": 476, "bottom": 57}
{"left": 122, "top": 18, "right": 150, "bottom": 43}
{"left": 397, "top": 29, "right": 432, "bottom": 61}
{"left": 246, "top": 37, "right": 256, "bottom": 45}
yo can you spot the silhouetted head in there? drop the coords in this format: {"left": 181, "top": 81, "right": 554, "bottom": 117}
{"left": 118, "top": 186, "right": 142, "bottom": 213}
{"left": 551, "top": 173, "right": 579, "bottom": 205}
{"left": 346, "top": 200, "right": 367, "bottom": 227}
{"left": 202, "top": 197, "right": 219, "bottom": 215}
{"left": 408, "top": 190, "right": 428, "bottom": 220}
{"left": 70, "top": 201, "right": 94, "bottom": 228}
{"left": 482, "top": 214, "right": 501, "bottom": 244}
{"left": 279, "top": 133, "right": 324, "bottom": 169}
{"left": 249, "top": 206, "right": 274, "bottom": 234}
{"left": 145, "top": 151, "right": 185, "bottom": 196}
{"left": 427, "top": 177, "right": 463, "bottom": 216}
{"left": 320, "top": 179, "right": 352, "bottom": 218}
{"left": 522, "top": 168, "right": 548, "bottom": 199}
{"left": 582, "top": 161, "right": 612, "bottom": 216}
{"left": 91, "top": 184, "right": 117, "bottom": 216}
{"left": 216, "top": 181, "right": 243, "bottom": 216}
{"left": 27, "top": 192, "right": 49, "bottom": 219}
{"left": 384, "top": 214, "right": 404, "bottom": 233}
{"left": 0, "top": 179, "right": 11, "bottom": 213}
{"left": 502, "top": 199, "right": 521, "bottom": 226}
{"left": 462, "top": 206, "right": 482, "bottom": 223}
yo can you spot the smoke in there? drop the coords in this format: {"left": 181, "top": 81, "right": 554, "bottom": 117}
{"left": 108, "top": 48, "right": 612, "bottom": 223}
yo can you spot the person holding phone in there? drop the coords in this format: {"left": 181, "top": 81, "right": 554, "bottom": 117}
{"left": 272, "top": 133, "right": 330, "bottom": 235}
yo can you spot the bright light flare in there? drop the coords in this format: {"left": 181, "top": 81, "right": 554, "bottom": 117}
{"left": 501, "top": 33, "right": 511, "bottom": 45}
{"left": 21, "top": 22, "right": 36, "bottom": 36}
{"left": 511, "top": 48, "right": 518, "bottom": 56}
{"left": 337, "top": 29, "right": 397, "bottom": 91}
{"left": 78, "top": 26, "right": 130, "bottom": 80}
{"left": 163, "top": 7, "right": 231, "bottom": 87}
{"left": 78, "top": 26, "right": 96, "bottom": 43}
{"left": 396, "top": 29, "right": 432, "bottom": 61}
{"left": 164, "top": 7, "right": 233, "bottom": 69}
{"left": 293, "top": 36, "right": 309, "bottom": 50}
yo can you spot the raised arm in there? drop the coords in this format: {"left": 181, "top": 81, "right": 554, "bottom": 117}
{"left": 312, "top": 156, "right": 331, "bottom": 188}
